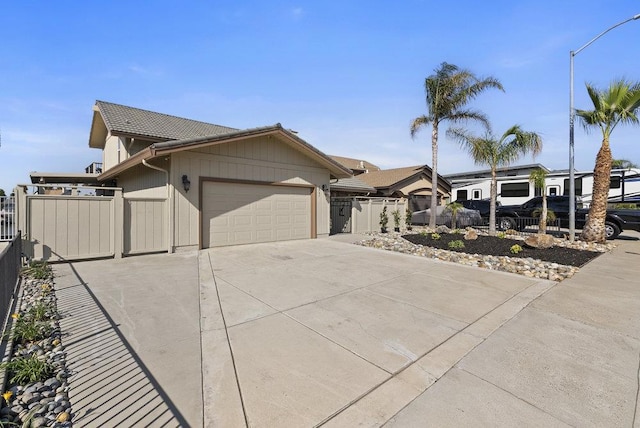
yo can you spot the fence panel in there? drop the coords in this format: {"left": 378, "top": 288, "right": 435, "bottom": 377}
{"left": 0, "top": 232, "right": 21, "bottom": 332}
{"left": 27, "top": 196, "right": 114, "bottom": 261}
{"left": 124, "top": 199, "right": 167, "bottom": 255}
{"left": 0, "top": 196, "right": 16, "bottom": 242}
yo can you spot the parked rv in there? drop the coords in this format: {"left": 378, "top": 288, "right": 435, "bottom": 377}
{"left": 449, "top": 168, "right": 640, "bottom": 207}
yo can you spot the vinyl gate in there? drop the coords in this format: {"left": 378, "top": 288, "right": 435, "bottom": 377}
{"left": 330, "top": 199, "right": 352, "bottom": 234}
{"left": 0, "top": 196, "right": 16, "bottom": 242}
{"left": 15, "top": 185, "right": 169, "bottom": 261}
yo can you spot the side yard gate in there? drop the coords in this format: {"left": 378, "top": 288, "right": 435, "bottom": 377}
{"left": 330, "top": 197, "right": 407, "bottom": 234}
{"left": 15, "top": 185, "right": 168, "bottom": 262}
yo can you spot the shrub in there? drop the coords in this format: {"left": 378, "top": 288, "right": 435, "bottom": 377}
{"left": 1, "top": 355, "right": 55, "bottom": 385}
{"left": 497, "top": 232, "right": 506, "bottom": 239}
{"left": 21, "top": 261, "right": 51, "bottom": 280}
{"left": 510, "top": 244, "right": 523, "bottom": 254}
{"left": 392, "top": 209, "right": 401, "bottom": 228}
{"left": 379, "top": 206, "right": 389, "bottom": 230}
{"left": 405, "top": 208, "right": 413, "bottom": 227}
{"left": 448, "top": 240, "right": 465, "bottom": 250}
{"left": 431, "top": 233, "right": 441, "bottom": 240}
{"left": 419, "top": 230, "right": 428, "bottom": 237}
{"left": 12, "top": 317, "right": 52, "bottom": 344}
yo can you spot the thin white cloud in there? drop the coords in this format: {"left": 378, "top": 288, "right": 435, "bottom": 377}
{"left": 291, "top": 7, "right": 304, "bottom": 20}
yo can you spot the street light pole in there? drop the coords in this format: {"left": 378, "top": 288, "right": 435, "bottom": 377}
{"left": 568, "top": 13, "right": 640, "bottom": 242}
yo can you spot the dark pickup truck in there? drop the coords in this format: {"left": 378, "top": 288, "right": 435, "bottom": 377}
{"left": 496, "top": 196, "right": 640, "bottom": 239}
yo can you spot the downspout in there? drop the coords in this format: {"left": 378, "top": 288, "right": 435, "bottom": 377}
{"left": 142, "top": 159, "right": 174, "bottom": 254}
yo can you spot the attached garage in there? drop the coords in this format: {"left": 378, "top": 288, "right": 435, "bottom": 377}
{"left": 201, "top": 180, "right": 314, "bottom": 248}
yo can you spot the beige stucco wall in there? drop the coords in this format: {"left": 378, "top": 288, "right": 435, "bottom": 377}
{"left": 103, "top": 135, "right": 121, "bottom": 171}
{"left": 399, "top": 177, "right": 449, "bottom": 197}
{"left": 171, "top": 135, "right": 330, "bottom": 249}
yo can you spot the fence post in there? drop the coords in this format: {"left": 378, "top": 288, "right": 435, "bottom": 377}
{"left": 113, "top": 189, "right": 123, "bottom": 259}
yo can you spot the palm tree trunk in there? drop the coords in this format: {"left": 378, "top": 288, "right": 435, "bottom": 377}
{"left": 488, "top": 168, "right": 497, "bottom": 236}
{"left": 582, "top": 139, "right": 612, "bottom": 243}
{"left": 429, "top": 122, "right": 439, "bottom": 229}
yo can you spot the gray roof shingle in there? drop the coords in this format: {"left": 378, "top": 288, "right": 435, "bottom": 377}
{"left": 95, "top": 100, "right": 237, "bottom": 141}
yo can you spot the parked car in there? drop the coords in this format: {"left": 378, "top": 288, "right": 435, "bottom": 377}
{"left": 459, "top": 199, "right": 501, "bottom": 218}
{"left": 496, "top": 195, "right": 640, "bottom": 239}
{"left": 411, "top": 206, "right": 482, "bottom": 228}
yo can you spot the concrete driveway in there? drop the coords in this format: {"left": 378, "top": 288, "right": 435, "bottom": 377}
{"left": 52, "top": 232, "right": 640, "bottom": 427}
{"left": 200, "top": 238, "right": 556, "bottom": 427}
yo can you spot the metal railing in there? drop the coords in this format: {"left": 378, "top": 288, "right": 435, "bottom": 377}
{"left": 0, "top": 232, "right": 22, "bottom": 333}
{"left": 0, "top": 196, "right": 16, "bottom": 242}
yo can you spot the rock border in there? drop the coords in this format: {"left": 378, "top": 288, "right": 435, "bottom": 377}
{"left": 357, "top": 228, "right": 614, "bottom": 281}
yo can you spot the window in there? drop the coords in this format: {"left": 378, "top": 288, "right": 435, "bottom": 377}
{"left": 563, "top": 178, "right": 583, "bottom": 196}
{"left": 472, "top": 189, "right": 481, "bottom": 199}
{"left": 534, "top": 186, "right": 542, "bottom": 197}
{"left": 456, "top": 190, "right": 468, "bottom": 201}
{"left": 610, "top": 176, "right": 621, "bottom": 189}
{"left": 548, "top": 187, "right": 558, "bottom": 196}
{"left": 501, "top": 182, "right": 530, "bottom": 197}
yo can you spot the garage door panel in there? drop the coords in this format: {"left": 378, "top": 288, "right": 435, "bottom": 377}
{"left": 202, "top": 182, "right": 311, "bottom": 248}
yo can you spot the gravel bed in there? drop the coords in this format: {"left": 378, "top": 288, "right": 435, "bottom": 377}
{"left": 1, "top": 269, "right": 72, "bottom": 427}
{"left": 356, "top": 228, "right": 614, "bottom": 281}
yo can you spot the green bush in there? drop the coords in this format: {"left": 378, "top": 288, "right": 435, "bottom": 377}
{"left": 21, "top": 261, "right": 51, "bottom": 280}
{"left": 497, "top": 232, "right": 506, "bottom": 239}
{"left": 431, "top": 233, "right": 441, "bottom": 240}
{"left": 448, "top": 240, "right": 465, "bottom": 249}
{"left": 510, "top": 244, "right": 523, "bottom": 254}
{"left": 1, "top": 355, "right": 55, "bottom": 385}
{"left": 12, "top": 317, "right": 52, "bottom": 344}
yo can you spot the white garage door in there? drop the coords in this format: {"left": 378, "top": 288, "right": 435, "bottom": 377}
{"left": 202, "top": 181, "right": 311, "bottom": 248}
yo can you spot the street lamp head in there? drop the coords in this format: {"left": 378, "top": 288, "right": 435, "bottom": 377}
{"left": 633, "top": 13, "right": 640, "bottom": 20}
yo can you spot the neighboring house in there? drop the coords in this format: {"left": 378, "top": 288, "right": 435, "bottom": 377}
{"left": 328, "top": 155, "right": 381, "bottom": 176}
{"left": 356, "top": 165, "right": 451, "bottom": 211}
{"left": 21, "top": 100, "right": 352, "bottom": 258}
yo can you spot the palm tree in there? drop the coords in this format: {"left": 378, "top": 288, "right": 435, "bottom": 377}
{"left": 446, "top": 201, "right": 463, "bottom": 229}
{"left": 448, "top": 125, "right": 542, "bottom": 236}
{"left": 576, "top": 79, "right": 640, "bottom": 242}
{"left": 529, "top": 168, "right": 549, "bottom": 234}
{"left": 612, "top": 158, "right": 638, "bottom": 169}
{"left": 410, "top": 62, "right": 503, "bottom": 229}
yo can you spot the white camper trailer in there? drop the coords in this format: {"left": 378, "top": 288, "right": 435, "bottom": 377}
{"left": 449, "top": 168, "right": 640, "bottom": 207}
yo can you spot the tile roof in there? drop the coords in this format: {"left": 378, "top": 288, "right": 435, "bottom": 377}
{"left": 95, "top": 100, "right": 237, "bottom": 141}
{"left": 357, "top": 165, "right": 428, "bottom": 188}
{"left": 329, "top": 155, "right": 381, "bottom": 172}
{"left": 330, "top": 176, "right": 376, "bottom": 193}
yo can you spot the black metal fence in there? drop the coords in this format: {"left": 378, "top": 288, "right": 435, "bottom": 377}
{"left": 473, "top": 217, "right": 563, "bottom": 237}
{"left": 0, "top": 232, "right": 21, "bottom": 333}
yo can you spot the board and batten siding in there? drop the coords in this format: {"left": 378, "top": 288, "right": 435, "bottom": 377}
{"left": 124, "top": 199, "right": 167, "bottom": 254}
{"left": 171, "top": 135, "right": 330, "bottom": 249}
{"left": 27, "top": 196, "right": 115, "bottom": 261}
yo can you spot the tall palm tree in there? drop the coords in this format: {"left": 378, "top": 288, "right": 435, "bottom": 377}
{"left": 576, "top": 79, "right": 640, "bottom": 242}
{"left": 410, "top": 62, "right": 503, "bottom": 228}
{"left": 612, "top": 158, "right": 638, "bottom": 169}
{"left": 529, "top": 168, "right": 549, "bottom": 234}
{"left": 448, "top": 125, "right": 542, "bottom": 236}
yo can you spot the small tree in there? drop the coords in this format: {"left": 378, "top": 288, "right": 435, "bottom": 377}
{"left": 392, "top": 209, "right": 401, "bottom": 231}
{"left": 446, "top": 202, "right": 463, "bottom": 229}
{"left": 405, "top": 207, "right": 413, "bottom": 230}
{"left": 379, "top": 206, "right": 389, "bottom": 232}
{"left": 529, "top": 168, "right": 548, "bottom": 234}
{"left": 448, "top": 125, "right": 542, "bottom": 236}
{"left": 0, "top": 188, "right": 5, "bottom": 197}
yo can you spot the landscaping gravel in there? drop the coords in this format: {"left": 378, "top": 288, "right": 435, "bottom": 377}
{"left": 357, "top": 228, "right": 614, "bottom": 281}
{"left": 1, "top": 270, "right": 72, "bottom": 427}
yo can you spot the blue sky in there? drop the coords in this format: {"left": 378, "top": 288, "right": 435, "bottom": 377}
{"left": 1, "top": 1, "right": 639, "bottom": 193}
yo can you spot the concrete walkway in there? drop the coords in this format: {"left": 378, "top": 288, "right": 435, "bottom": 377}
{"left": 54, "top": 252, "right": 202, "bottom": 427}
{"left": 51, "top": 231, "right": 640, "bottom": 427}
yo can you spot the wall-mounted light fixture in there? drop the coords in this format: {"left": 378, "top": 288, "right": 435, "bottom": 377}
{"left": 182, "top": 175, "right": 191, "bottom": 192}
{"left": 321, "top": 184, "right": 328, "bottom": 192}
